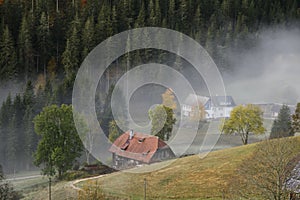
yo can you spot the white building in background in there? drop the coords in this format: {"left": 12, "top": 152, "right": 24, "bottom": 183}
{"left": 182, "top": 94, "right": 236, "bottom": 119}
{"left": 252, "top": 103, "right": 295, "bottom": 119}
{"left": 205, "top": 96, "right": 236, "bottom": 119}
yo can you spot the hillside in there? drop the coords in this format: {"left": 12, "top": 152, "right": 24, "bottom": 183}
{"left": 84, "top": 144, "right": 256, "bottom": 200}
{"left": 23, "top": 136, "right": 300, "bottom": 200}
{"left": 0, "top": 0, "right": 299, "bottom": 173}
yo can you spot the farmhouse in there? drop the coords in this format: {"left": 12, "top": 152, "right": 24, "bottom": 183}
{"left": 182, "top": 94, "right": 236, "bottom": 119}
{"left": 109, "top": 130, "right": 175, "bottom": 169}
{"left": 286, "top": 160, "right": 300, "bottom": 200}
{"left": 205, "top": 96, "right": 236, "bottom": 119}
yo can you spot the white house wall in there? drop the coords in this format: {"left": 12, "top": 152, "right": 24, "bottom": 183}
{"left": 203, "top": 107, "right": 234, "bottom": 119}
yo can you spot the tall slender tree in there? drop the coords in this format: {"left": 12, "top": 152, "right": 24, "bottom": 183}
{"left": 62, "top": 25, "right": 80, "bottom": 81}
{"left": 82, "top": 16, "right": 95, "bottom": 59}
{"left": 37, "top": 12, "right": 50, "bottom": 74}
{"left": 0, "top": 25, "right": 17, "bottom": 80}
{"left": 18, "top": 13, "right": 33, "bottom": 81}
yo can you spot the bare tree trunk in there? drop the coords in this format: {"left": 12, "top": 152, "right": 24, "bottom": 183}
{"left": 245, "top": 132, "right": 248, "bottom": 145}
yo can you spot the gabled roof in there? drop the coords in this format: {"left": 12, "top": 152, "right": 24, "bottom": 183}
{"left": 210, "top": 96, "right": 236, "bottom": 107}
{"left": 109, "top": 131, "right": 169, "bottom": 163}
{"left": 286, "top": 160, "right": 300, "bottom": 193}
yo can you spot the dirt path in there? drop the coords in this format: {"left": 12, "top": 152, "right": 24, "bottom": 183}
{"left": 70, "top": 174, "right": 107, "bottom": 191}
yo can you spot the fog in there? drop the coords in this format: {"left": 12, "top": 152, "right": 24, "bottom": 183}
{"left": 0, "top": 81, "right": 22, "bottom": 104}
{"left": 224, "top": 28, "right": 300, "bottom": 105}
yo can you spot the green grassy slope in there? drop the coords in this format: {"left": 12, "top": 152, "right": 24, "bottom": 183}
{"left": 78, "top": 139, "right": 299, "bottom": 200}
{"left": 24, "top": 136, "right": 300, "bottom": 200}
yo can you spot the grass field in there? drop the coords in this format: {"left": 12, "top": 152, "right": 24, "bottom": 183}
{"left": 78, "top": 144, "right": 255, "bottom": 199}
{"left": 19, "top": 119, "right": 276, "bottom": 199}
{"left": 73, "top": 137, "right": 300, "bottom": 200}
{"left": 22, "top": 143, "right": 256, "bottom": 199}
{"left": 22, "top": 136, "right": 300, "bottom": 200}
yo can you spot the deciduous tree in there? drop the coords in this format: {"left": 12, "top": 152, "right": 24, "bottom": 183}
{"left": 108, "top": 120, "right": 121, "bottom": 142}
{"left": 34, "top": 104, "right": 83, "bottom": 179}
{"left": 229, "top": 138, "right": 300, "bottom": 199}
{"left": 149, "top": 105, "right": 176, "bottom": 141}
{"left": 221, "top": 104, "right": 265, "bottom": 145}
{"left": 161, "top": 88, "right": 177, "bottom": 111}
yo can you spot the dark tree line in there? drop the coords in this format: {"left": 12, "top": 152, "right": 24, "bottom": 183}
{"left": 0, "top": 0, "right": 299, "bottom": 172}
{"left": 0, "top": 0, "right": 299, "bottom": 83}
{"left": 0, "top": 80, "right": 60, "bottom": 172}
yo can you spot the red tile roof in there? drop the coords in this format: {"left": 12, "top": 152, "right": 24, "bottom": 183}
{"left": 109, "top": 131, "right": 168, "bottom": 163}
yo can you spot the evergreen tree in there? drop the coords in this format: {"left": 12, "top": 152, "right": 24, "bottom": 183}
{"left": 179, "top": 0, "right": 189, "bottom": 32}
{"left": 23, "top": 81, "right": 35, "bottom": 109}
{"left": 37, "top": 12, "right": 50, "bottom": 74}
{"left": 18, "top": 13, "right": 33, "bottom": 81}
{"left": 167, "top": 0, "right": 175, "bottom": 29}
{"left": 148, "top": 0, "right": 156, "bottom": 26}
{"left": 110, "top": 5, "right": 118, "bottom": 35}
{"left": 0, "top": 25, "right": 17, "bottom": 80}
{"left": 6, "top": 114, "right": 17, "bottom": 172}
{"left": 205, "top": 20, "right": 216, "bottom": 57}
{"left": 154, "top": 0, "right": 161, "bottom": 26}
{"left": 23, "top": 106, "right": 36, "bottom": 170}
{"left": 134, "top": 2, "right": 145, "bottom": 28}
{"left": 0, "top": 164, "right": 2, "bottom": 179}
{"left": 95, "top": 5, "right": 109, "bottom": 43}
{"left": 270, "top": 105, "right": 293, "bottom": 139}
{"left": 82, "top": 16, "right": 95, "bottom": 58}
{"left": 115, "top": 0, "right": 130, "bottom": 31}
{"left": 292, "top": 103, "right": 300, "bottom": 134}
{"left": 62, "top": 24, "right": 80, "bottom": 81}
{"left": 193, "top": 6, "right": 203, "bottom": 33}
{"left": 0, "top": 95, "right": 12, "bottom": 169}
{"left": 100, "top": 85, "right": 114, "bottom": 137}
{"left": 12, "top": 94, "right": 25, "bottom": 169}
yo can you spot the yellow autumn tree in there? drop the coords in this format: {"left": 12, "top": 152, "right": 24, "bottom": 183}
{"left": 190, "top": 103, "right": 206, "bottom": 121}
{"left": 47, "top": 57, "right": 57, "bottom": 81}
{"left": 34, "top": 73, "right": 46, "bottom": 93}
{"left": 162, "top": 88, "right": 177, "bottom": 111}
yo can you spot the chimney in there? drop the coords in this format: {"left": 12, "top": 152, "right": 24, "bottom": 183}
{"left": 129, "top": 130, "right": 134, "bottom": 140}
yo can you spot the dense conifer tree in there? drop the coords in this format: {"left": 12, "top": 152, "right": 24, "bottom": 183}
{"left": 270, "top": 105, "right": 293, "bottom": 139}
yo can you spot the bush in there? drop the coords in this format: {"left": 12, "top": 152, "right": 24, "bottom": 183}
{"left": 61, "top": 171, "right": 91, "bottom": 181}
{"left": 0, "top": 181, "right": 22, "bottom": 200}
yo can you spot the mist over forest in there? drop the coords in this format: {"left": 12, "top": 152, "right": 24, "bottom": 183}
{"left": 224, "top": 28, "right": 300, "bottom": 104}
{"left": 0, "top": 0, "right": 299, "bottom": 174}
